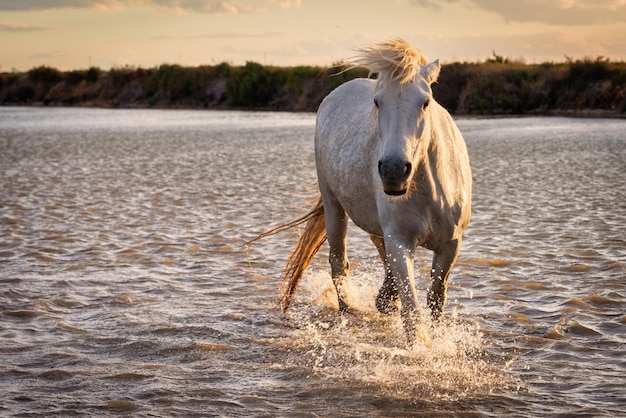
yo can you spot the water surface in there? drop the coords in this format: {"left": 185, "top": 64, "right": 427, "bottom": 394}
{"left": 0, "top": 107, "right": 624, "bottom": 416}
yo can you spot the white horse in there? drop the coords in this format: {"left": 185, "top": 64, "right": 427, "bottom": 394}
{"left": 255, "top": 39, "right": 472, "bottom": 343}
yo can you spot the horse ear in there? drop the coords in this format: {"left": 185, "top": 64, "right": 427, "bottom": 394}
{"left": 420, "top": 59, "right": 441, "bottom": 85}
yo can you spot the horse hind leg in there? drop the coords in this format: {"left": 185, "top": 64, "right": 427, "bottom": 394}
{"left": 323, "top": 193, "right": 350, "bottom": 312}
{"left": 370, "top": 235, "right": 399, "bottom": 315}
{"left": 427, "top": 239, "right": 461, "bottom": 321}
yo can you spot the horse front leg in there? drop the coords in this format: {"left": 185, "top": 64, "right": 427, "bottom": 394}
{"left": 384, "top": 235, "right": 421, "bottom": 342}
{"left": 370, "top": 235, "right": 399, "bottom": 314}
{"left": 427, "top": 239, "right": 461, "bottom": 321}
{"left": 324, "top": 200, "right": 350, "bottom": 312}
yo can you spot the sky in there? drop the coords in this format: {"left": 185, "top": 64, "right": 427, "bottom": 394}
{"left": 1, "top": 0, "right": 625, "bottom": 71}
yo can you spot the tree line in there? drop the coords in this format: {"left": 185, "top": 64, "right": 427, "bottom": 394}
{"left": 1, "top": 56, "right": 625, "bottom": 116}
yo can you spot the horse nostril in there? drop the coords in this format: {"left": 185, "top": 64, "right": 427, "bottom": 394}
{"left": 402, "top": 163, "right": 412, "bottom": 179}
{"left": 378, "top": 160, "right": 411, "bottom": 181}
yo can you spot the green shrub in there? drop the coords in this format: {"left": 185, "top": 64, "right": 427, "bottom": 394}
{"left": 2, "top": 57, "right": 623, "bottom": 113}
{"left": 226, "top": 61, "right": 280, "bottom": 108}
{"left": 212, "top": 62, "right": 231, "bottom": 78}
{"left": 86, "top": 67, "right": 101, "bottom": 83}
{"left": 66, "top": 70, "right": 86, "bottom": 84}
{"left": 286, "top": 65, "right": 320, "bottom": 94}
{"left": 5, "top": 85, "right": 35, "bottom": 103}
{"left": 28, "top": 66, "right": 63, "bottom": 83}
{"left": 433, "top": 62, "right": 472, "bottom": 113}
{"left": 567, "top": 57, "right": 611, "bottom": 90}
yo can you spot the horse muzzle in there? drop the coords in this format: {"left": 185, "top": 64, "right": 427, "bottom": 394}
{"left": 378, "top": 159, "right": 412, "bottom": 196}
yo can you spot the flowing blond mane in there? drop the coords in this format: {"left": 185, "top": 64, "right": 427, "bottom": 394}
{"left": 352, "top": 38, "right": 428, "bottom": 89}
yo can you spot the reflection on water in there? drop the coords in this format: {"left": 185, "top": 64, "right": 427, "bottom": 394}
{"left": 0, "top": 107, "right": 624, "bottom": 416}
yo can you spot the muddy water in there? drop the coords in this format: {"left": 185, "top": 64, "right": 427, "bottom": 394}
{"left": 0, "top": 107, "right": 624, "bottom": 416}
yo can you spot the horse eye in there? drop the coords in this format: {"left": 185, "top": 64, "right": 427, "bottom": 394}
{"left": 374, "top": 98, "right": 379, "bottom": 108}
{"left": 423, "top": 99, "right": 430, "bottom": 109}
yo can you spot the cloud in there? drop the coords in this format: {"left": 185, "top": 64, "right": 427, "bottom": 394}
{"left": 149, "top": 0, "right": 260, "bottom": 13}
{"left": 0, "top": 21, "right": 56, "bottom": 31}
{"left": 0, "top": 0, "right": 262, "bottom": 13}
{"left": 274, "top": 0, "right": 301, "bottom": 9}
{"left": 28, "top": 50, "right": 67, "bottom": 59}
{"left": 419, "top": 29, "right": 626, "bottom": 63}
{"left": 0, "top": 0, "right": 116, "bottom": 10}
{"left": 471, "top": 0, "right": 626, "bottom": 25}
{"left": 151, "top": 31, "right": 281, "bottom": 40}
{"left": 410, "top": 0, "right": 626, "bottom": 25}
{"left": 410, "top": 0, "right": 460, "bottom": 10}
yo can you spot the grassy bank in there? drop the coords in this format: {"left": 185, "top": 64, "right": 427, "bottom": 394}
{"left": 1, "top": 56, "right": 625, "bottom": 116}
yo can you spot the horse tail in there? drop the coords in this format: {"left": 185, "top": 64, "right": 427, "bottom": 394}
{"left": 280, "top": 195, "right": 326, "bottom": 311}
{"left": 248, "top": 194, "right": 326, "bottom": 311}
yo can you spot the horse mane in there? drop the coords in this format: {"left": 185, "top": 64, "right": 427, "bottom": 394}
{"left": 352, "top": 38, "right": 428, "bottom": 89}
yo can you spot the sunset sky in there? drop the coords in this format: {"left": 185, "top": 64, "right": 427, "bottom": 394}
{"left": 1, "top": 0, "right": 625, "bottom": 71}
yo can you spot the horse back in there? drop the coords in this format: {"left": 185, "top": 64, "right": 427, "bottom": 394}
{"left": 315, "top": 78, "right": 384, "bottom": 236}
{"left": 316, "top": 78, "right": 376, "bottom": 137}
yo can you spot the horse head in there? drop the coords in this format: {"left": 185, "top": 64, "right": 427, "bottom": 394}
{"left": 374, "top": 60, "right": 440, "bottom": 196}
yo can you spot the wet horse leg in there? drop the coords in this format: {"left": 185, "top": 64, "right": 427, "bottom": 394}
{"left": 370, "top": 235, "right": 399, "bottom": 314}
{"left": 384, "top": 233, "right": 420, "bottom": 342}
{"left": 427, "top": 239, "right": 461, "bottom": 321}
{"left": 323, "top": 195, "right": 350, "bottom": 312}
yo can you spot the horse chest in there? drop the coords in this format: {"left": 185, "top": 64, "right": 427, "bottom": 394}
{"left": 322, "top": 158, "right": 382, "bottom": 235}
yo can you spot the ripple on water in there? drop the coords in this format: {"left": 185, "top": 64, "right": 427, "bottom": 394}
{"left": 274, "top": 271, "right": 515, "bottom": 404}
{"left": 1, "top": 110, "right": 625, "bottom": 416}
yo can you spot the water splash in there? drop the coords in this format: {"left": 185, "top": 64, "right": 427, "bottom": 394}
{"left": 282, "top": 270, "right": 512, "bottom": 402}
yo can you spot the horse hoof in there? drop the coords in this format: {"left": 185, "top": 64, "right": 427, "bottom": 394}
{"left": 338, "top": 299, "right": 352, "bottom": 314}
{"left": 376, "top": 295, "right": 399, "bottom": 315}
{"left": 429, "top": 309, "right": 443, "bottom": 324}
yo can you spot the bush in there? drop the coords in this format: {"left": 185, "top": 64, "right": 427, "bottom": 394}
{"left": 567, "top": 57, "right": 612, "bottom": 90}
{"left": 1, "top": 58, "right": 623, "bottom": 113}
{"left": 212, "top": 62, "right": 231, "bottom": 78}
{"left": 286, "top": 66, "right": 321, "bottom": 94}
{"left": 28, "top": 66, "right": 63, "bottom": 83}
{"left": 226, "top": 61, "right": 280, "bottom": 108}
{"left": 4, "top": 84, "right": 35, "bottom": 103}
{"left": 86, "top": 67, "right": 101, "bottom": 83}
{"left": 433, "top": 62, "right": 472, "bottom": 113}
{"left": 65, "top": 70, "right": 86, "bottom": 84}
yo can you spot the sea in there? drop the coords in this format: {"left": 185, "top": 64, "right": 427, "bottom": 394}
{"left": 0, "top": 107, "right": 624, "bottom": 417}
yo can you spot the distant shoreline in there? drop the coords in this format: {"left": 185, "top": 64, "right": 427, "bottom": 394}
{"left": 4, "top": 102, "right": 625, "bottom": 120}
{"left": 2, "top": 58, "right": 625, "bottom": 117}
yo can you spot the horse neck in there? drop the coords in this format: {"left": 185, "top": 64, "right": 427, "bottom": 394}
{"left": 415, "top": 103, "right": 469, "bottom": 204}
{"left": 413, "top": 104, "right": 451, "bottom": 183}
{"left": 424, "top": 102, "right": 454, "bottom": 164}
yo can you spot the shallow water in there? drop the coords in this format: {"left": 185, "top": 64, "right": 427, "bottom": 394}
{"left": 0, "top": 107, "right": 624, "bottom": 417}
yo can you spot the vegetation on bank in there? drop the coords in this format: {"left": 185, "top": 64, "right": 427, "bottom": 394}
{"left": 1, "top": 54, "right": 625, "bottom": 116}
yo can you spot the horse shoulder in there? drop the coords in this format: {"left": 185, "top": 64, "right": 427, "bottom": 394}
{"left": 318, "top": 78, "right": 375, "bottom": 121}
{"left": 315, "top": 78, "right": 381, "bottom": 236}
{"left": 421, "top": 103, "right": 473, "bottom": 237}
{"left": 430, "top": 102, "right": 472, "bottom": 190}
{"left": 316, "top": 78, "right": 377, "bottom": 154}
